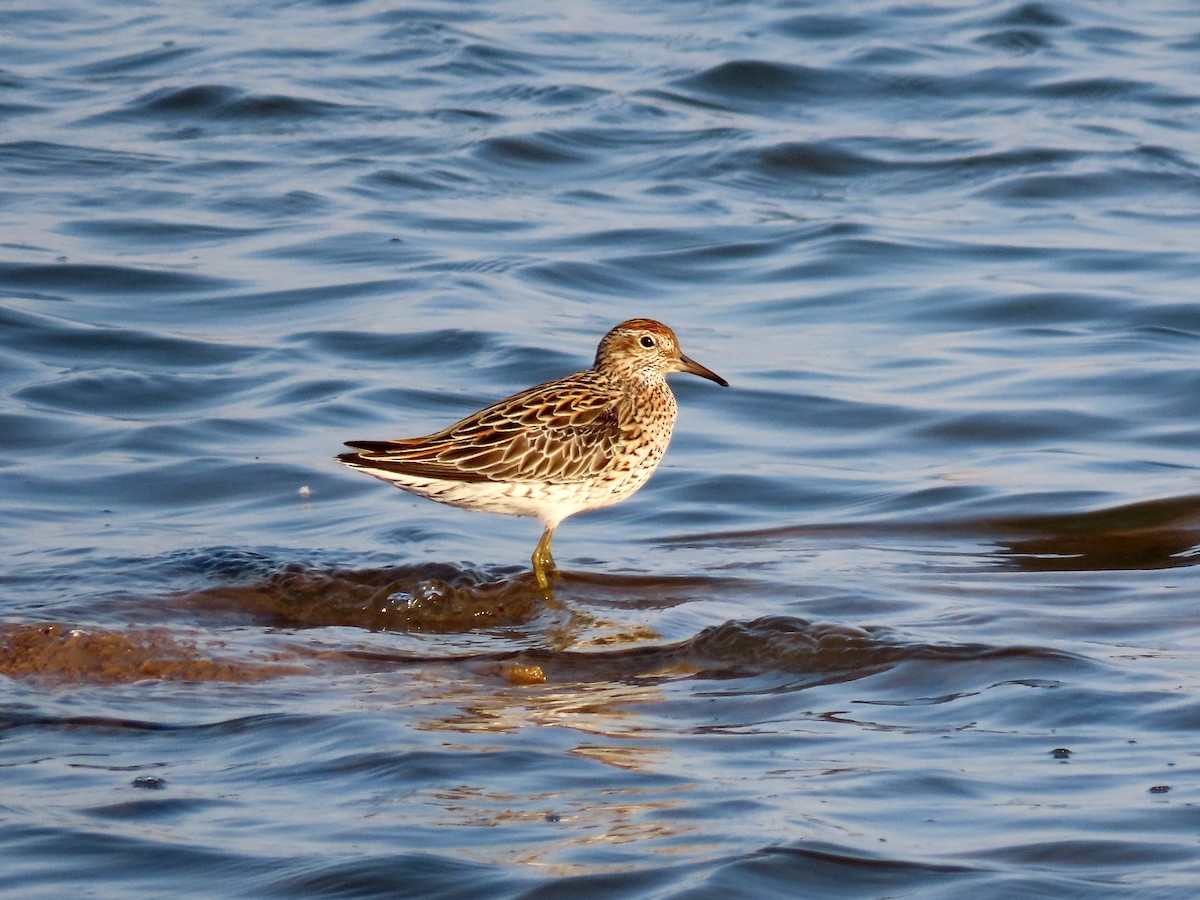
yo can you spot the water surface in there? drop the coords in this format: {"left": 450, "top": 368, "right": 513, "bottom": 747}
{"left": 3, "top": 0, "right": 1200, "bottom": 895}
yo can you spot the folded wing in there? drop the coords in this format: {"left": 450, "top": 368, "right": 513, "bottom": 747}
{"left": 338, "top": 376, "right": 624, "bottom": 485}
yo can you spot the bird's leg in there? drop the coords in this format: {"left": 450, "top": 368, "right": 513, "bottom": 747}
{"left": 532, "top": 525, "right": 557, "bottom": 591}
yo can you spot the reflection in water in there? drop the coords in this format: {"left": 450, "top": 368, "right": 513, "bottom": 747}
{"left": 408, "top": 677, "right": 709, "bottom": 876}
{"left": 671, "top": 494, "right": 1200, "bottom": 573}
{"left": 328, "top": 616, "right": 912, "bottom": 687}
{"left": 177, "top": 562, "right": 545, "bottom": 631}
{"left": 0, "top": 595, "right": 1075, "bottom": 728}
{"left": 990, "top": 494, "right": 1200, "bottom": 572}
{"left": 426, "top": 679, "right": 671, "bottom": 741}
{"left": 425, "top": 780, "right": 708, "bottom": 877}
{"left": 176, "top": 561, "right": 666, "bottom": 651}
{"left": 0, "top": 622, "right": 301, "bottom": 684}
{"left": 177, "top": 555, "right": 746, "bottom": 633}
{"left": 2, "top": 537, "right": 1088, "bottom": 694}
{"left": 0, "top": 569, "right": 1093, "bottom": 882}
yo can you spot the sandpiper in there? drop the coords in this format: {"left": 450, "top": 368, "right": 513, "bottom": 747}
{"left": 337, "top": 318, "right": 728, "bottom": 590}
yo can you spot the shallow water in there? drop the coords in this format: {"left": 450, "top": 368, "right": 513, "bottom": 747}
{"left": 3, "top": 0, "right": 1200, "bottom": 895}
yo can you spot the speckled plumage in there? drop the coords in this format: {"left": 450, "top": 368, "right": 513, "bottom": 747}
{"left": 337, "top": 319, "right": 727, "bottom": 589}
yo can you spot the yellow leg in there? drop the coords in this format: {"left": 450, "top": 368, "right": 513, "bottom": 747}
{"left": 532, "top": 526, "right": 556, "bottom": 591}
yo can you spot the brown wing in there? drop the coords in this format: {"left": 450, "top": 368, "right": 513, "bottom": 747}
{"left": 339, "top": 372, "right": 624, "bottom": 484}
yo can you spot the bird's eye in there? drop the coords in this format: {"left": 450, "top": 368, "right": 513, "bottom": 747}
{"left": 639, "top": 335, "right": 655, "bottom": 349}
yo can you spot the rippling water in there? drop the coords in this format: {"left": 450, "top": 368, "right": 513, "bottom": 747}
{"left": 4, "top": 0, "right": 1200, "bottom": 895}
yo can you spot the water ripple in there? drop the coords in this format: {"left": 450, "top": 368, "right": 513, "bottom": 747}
{"left": 4, "top": 0, "right": 1200, "bottom": 894}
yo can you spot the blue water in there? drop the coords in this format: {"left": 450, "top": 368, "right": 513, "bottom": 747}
{"left": 4, "top": 0, "right": 1200, "bottom": 895}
